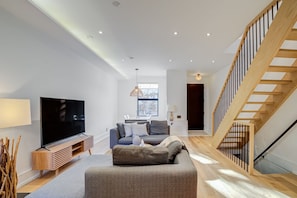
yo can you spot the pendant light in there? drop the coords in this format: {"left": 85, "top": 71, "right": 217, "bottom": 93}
{"left": 195, "top": 73, "right": 202, "bottom": 81}
{"left": 130, "top": 68, "right": 143, "bottom": 97}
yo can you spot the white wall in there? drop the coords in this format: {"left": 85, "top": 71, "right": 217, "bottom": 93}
{"left": 255, "top": 89, "right": 297, "bottom": 174}
{"left": 167, "top": 70, "right": 187, "bottom": 121}
{"left": 209, "top": 66, "right": 230, "bottom": 113}
{"left": 117, "top": 76, "right": 167, "bottom": 122}
{"left": 209, "top": 65, "right": 230, "bottom": 134}
{"left": 0, "top": 4, "right": 118, "bottom": 186}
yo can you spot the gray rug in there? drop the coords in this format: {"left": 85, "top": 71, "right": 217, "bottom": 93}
{"left": 26, "top": 154, "right": 112, "bottom": 198}
{"left": 18, "top": 193, "right": 29, "bottom": 198}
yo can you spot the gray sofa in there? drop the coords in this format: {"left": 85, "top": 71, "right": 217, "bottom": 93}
{"left": 85, "top": 149, "right": 197, "bottom": 198}
{"left": 26, "top": 137, "right": 197, "bottom": 198}
{"left": 110, "top": 120, "right": 170, "bottom": 148}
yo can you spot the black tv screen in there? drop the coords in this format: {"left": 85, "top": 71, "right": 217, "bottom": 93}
{"left": 40, "top": 97, "right": 85, "bottom": 147}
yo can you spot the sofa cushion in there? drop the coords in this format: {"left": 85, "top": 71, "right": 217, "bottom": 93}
{"left": 142, "top": 135, "right": 169, "bottom": 145}
{"left": 118, "top": 136, "right": 133, "bottom": 145}
{"left": 124, "top": 123, "right": 133, "bottom": 137}
{"left": 112, "top": 145, "right": 169, "bottom": 165}
{"left": 132, "top": 123, "right": 148, "bottom": 137}
{"left": 167, "top": 140, "right": 183, "bottom": 163}
{"left": 117, "top": 123, "right": 126, "bottom": 138}
{"left": 150, "top": 120, "right": 169, "bottom": 135}
{"left": 118, "top": 135, "right": 169, "bottom": 146}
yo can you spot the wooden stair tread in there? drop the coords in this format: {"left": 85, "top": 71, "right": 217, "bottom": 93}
{"left": 286, "top": 29, "right": 297, "bottom": 40}
{"left": 253, "top": 91, "right": 282, "bottom": 95}
{"left": 246, "top": 101, "right": 274, "bottom": 104}
{"left": 241, "top": 110, "right": 267, "bottom": 113}
{"left": 259, "top": 79, "right": 292, "bottom": 84}
{"left": 223, "top": 137, "right": 244, "bottom": 142}
{"left": 235, "top": 117, "right": 261, "bottom": 120}
{"left": 276, "top": 49, "right": 297, "bottom": 58}
{"left": 268, "top": 66, "right": 297, "bottom": 72}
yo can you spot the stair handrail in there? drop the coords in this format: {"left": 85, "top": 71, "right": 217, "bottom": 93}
{"left": 254, "top": 119, "right": 297, "bottom": 162}
{"left": 212, "top": 0, "right": 282, "bottom": 134}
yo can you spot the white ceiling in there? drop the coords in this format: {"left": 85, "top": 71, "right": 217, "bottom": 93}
{"left": 19, "top": 0, "right": 275, "bottom": 78}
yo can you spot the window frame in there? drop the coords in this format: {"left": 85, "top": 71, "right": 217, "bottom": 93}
{"left": 137, "top": 83, "right": 159, "bottom": 117}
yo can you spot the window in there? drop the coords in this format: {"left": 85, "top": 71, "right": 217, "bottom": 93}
{"left": 137, "top": 83, "right": 159, "bottom": 117}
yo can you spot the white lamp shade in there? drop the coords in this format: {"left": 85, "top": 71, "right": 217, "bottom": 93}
{"left": 0, "top": 99, "right": 31, "bottom": 128}
{"left": 167, "top": 105, "right": 177, "bottom": 112}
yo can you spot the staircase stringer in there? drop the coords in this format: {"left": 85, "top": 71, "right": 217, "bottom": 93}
{"left": 212, "top": 0, "right": 297, "bottom": 148}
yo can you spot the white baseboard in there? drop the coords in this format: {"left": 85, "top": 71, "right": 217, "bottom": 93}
{"left": 18, "top": 169, "right": 40, "bottom": 188}
{"left": 265, "top": 153, "right": 297, "bottom": 174}
{"left": 93, "top": 131, "right": 109, "bottom": 144}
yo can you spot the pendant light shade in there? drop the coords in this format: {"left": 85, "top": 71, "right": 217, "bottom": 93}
{"left": 195, "top": 73, "right": 202, "bottom": 81}
{"left": 130, "top": 85, "right": 143, "bottom": 97}
{"left": 130, "top": 68, "right": 143, "bottom": 97}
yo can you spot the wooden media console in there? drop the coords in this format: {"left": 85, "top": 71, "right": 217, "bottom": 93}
{"left": 32, "top": 135, "right": 93, "bottom": 176}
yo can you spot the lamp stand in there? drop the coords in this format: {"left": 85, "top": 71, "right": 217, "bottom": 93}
{"left": 169, "top": 111, "right": 174, "bottom": 122}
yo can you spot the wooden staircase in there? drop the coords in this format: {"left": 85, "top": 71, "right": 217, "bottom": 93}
{"left": 212, "top": 0, "right": 297, "bottom": 151}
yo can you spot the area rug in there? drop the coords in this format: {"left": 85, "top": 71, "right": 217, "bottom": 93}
{"left": 25, "top": 154, "right": 112, "bottom": 198}
{"left": 17, "top": 193, "right": 29, "bottom": 198}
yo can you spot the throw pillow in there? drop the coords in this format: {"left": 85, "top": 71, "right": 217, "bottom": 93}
{"left": 132, "top": 123, "right": 149, "bottom": 137}
{"left": 158, "top": 136, "right": 188, "bottom": 152}
{"left": 150, "top": 120, "right": 169, "bottom": 135}
{"left": 112, "top": 145, "right": 169, "bottom": 165}
{"left": 124, "top": 123, "right": 133, "bottom": 137}
{"left": 117, "top": 123, "right": 125, "bottom": 138}
{"left": 167, "top": 140, "right": 183, "bottom": 163}
{"left": 158, "top": 135, "right": 185, "bottom": 147}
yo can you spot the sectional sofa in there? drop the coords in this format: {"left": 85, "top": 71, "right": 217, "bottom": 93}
{"left": 110, "top": 120, "right": 170, "bottom": 148}
{"left": 85, "top": 140, "right": 197, "bottom": 198}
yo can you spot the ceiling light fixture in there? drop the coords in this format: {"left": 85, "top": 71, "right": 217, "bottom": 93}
{"left": 196, "top": 73, "right": 202, "bottom": 81}
{"left": 98, "top": 31, "right": 103, "bottom": 34}
{"left": 173, "top": 31, "right": 178, "bottom": 35}
{"left": 206, "top": 33, "right": 211, "bottom": 37}
{"left": 130, "top": 68, "right": 143, "bottom": 97}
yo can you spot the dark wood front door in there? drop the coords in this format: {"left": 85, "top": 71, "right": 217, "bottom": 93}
{"left": 187, "top": 84, "right": 204, "bottom": 130}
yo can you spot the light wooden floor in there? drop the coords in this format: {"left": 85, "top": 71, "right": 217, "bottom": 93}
{"left": 18, "top": 135, "right": 297, "bottom": 197}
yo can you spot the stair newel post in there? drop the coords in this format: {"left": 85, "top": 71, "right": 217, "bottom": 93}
{"left": 248, "top": 123, "right": 255, "bottom": 174}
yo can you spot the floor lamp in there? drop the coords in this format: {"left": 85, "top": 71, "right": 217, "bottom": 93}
{"left": 0, "top": 99, "right": 31, "bottom": 198}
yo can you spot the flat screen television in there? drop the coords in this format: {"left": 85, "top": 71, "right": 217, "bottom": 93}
{"left": 40, "top": 97, "right": 85, "bottom": 147}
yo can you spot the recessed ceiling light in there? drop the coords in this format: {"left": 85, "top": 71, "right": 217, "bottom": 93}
{"left": 169, "top": 59, "right": 172, "bottom": 62}
{"left": 98, "top": 31, "right": 103, "bottom": 35}
{"left": 212, "top": 60, "right": 215, "bottom": 64}
{"left": 206, "top": 33, "right": 211, "bottom": 37}
{"left": 190, "top": 60, "right": 193, "bottom": 63}
{"left": 173, "top": 32, "right": 178, "bottom": 36}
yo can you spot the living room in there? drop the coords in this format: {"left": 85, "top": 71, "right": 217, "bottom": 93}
{"left": 1, "top": 0, "right": 297, "bottom": 197}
